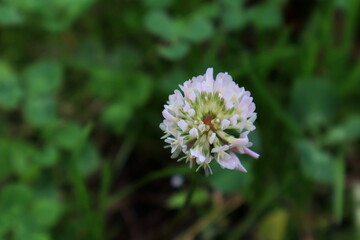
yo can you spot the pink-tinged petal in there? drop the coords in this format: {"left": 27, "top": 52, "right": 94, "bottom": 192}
{"left": 229, "top": 152, "right": 247, "bottom": 172}
{"left": 162, "top": 110, "right": 176, "bottom": 122}
{"left": 244, "top": 147, "right": 260, "bottom": 159}
{"left": 232, "top": 137, "right": 249, "bottom": 146}
{"left": 211, "top": 145, "right": 229, "bottom": 153}
{"left": 217, "top": 152, "right": 247, "bottom": 172}
{"left": 221, "top": 119, "right": 230, "bottom": 129}
{"left": 189, "top": 128, "right": 199, "bottom": 138}
{"left": 209, "top": 132, "right": 216, "bottom": 144}
{"left": 230, "top": 115, "right": 238, "bottom": 125}
{"left": 217, "top": 152, "right": 235, "bottom": 169}
{"left": 177, "top": 120, "right": 188, "bottom": 131}
{"left": 189, "top": 92, "right": 196, "bottom": 101}
{"left": 206, "top": 68, "right": 214, "bottom": 82}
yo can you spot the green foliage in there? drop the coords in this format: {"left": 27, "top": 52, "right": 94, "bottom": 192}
{"left": 0, "top": 61, "right": 22, "bottom": 110}
{"left": 0, "top": 0, "right": 96, "bottom": 32}
{"left": 24, "top": 60, "right": 63, "bottom": 96}
{"left": 0, "top": 184, "right": 62, "bottom": 240}
{"left": 296, "top": 140, "right": 334, "bottom": 184}
{"left": 290, "top": 79, "right": 336, "bottom": 130}
{"left": 0, "top": 0, "right": 359, "bottom": 239}
{"left": 145, "top": 10, "right": 176, "bottom": 40}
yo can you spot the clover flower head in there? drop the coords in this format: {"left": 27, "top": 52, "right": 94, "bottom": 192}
{"left": 160, "top": 68, "right": 259, "bottom": 175}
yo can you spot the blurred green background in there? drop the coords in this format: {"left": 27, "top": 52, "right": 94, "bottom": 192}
{"left": 0, "top": 0, "right": 359, "bottom": 239}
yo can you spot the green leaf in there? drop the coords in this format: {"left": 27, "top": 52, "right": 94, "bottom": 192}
{"left": 221, "top": 8, "right": 247, "bottom": 30}
{"left": 9, "top": 142, "right": 39, "bottom": 180}
{"left": 0, "top": 184, "right": 33, "bottom": 231}
{"left": 24, "top": 59, "right": 63, "bottom": 96}
{"left": 158, "top": 41, "right": 189, "bottom": 60}
{"left": 38, "top": 145, "right": 59, "bottom": 167}
{"left": 325, "top": 115, "right": 360, "bottom": 145}
{"left": 167, "top": 189, "right": 209, "bottom": 209}
{"left": 296, "top": 140, "right": 334, "bottom": 184}
{"left": 89, "top": 67, "right": 125, "bottom": 100}
{"left": 182, "top": 17, "right": 213, "bottom": 43}
{"left": 102, "top": 102, "right": 134, "bottom": 134}
{"left": 23, "top": 95, "right": 57, "bottom": 128}
{"left": 0, "top": 184, "right": 33, "bottom": 214}
{"left": 144, "top": 10, "right": 176, "bottom": 40}
{"left": 0, "top": 140, "right": 13, "bottom": 180}
{"left": 209, "top": 158, "right": 252, "bottom": 193}
{"left": 77, "top": 142, "right": 100, "bottom": 176}
{"left": 30, "top": 198, "right": 62, "bottom": 229}
{"left": 123, "top": 74, "right": 153, "bottom": 107}
{"left": 51, "top": 123, "right": 85, "bottom": 151}
{"left": 290, "top": 78, "right": 336, "bottom": 130}
{"left": 0, "top": 61, "right": 22, "bottom": 109}
{"left": 249, "top": 4, "right": 282, "bottom": 29}
{"left": 0, "top": 5, "right": 24, "bottom": 25}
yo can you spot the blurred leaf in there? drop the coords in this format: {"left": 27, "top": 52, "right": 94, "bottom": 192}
{"left": 89, "top": 67, "right": 124, "bottom": 99}
{"left": 0, "top": 183, "right": 61, "bottom": 239}
{"left": 195, "top": 3, "right": 220, "bottom": 19}
{"left": 325, "top": 115, "right": 360, "bottom": 145}
{"left": 0, "top": 184, "right": 33, "bottom": 214}
{"left": 52, "top": 123, "right": 85, "bottom": 151}
{"left": 38, "top": 145, "right": 59, "bottom": 167}
{"left": 167, "top": 189, "right": 209, "bottom": 209}
{"left": 221, "top": 7, "right": 247, "bottom": 30}
{"left": 102, "top": 102, "right": 134, "bottom": 134}
{"left": 0, "top": 5, "right": 24, "bottom": 25}
{"left": 249, "top": 4, "right": 282, "bottom": 29}
{"left": 123, "top": 74, "right": 153, "bottom": 107}
{"left": 30, "top": 198, "right": 62, "bottom": 229}
{"left": 296, "top": 140, "right": 334, "bottom": 184}
{"left": 0, "top": 141, "right": 12, "bottom": 180}
{"left": 24, "top": 59, "right": 63, "bottom": 96}
{"left": 0, "top": 61, "right": 22, "bottom": 110}
{"left": 0, "top": 184, "right": 33, "bottom": 233}
{"left": 143, "top": 0, "right": 174, "bottom": 8}
{"left": 209, "top": 159, "right": 252, "bottom": 193}
{"left": 182, "top": 17, "right": 214, "bottom": 43}
{"left": 72, "top": 38, "right": 105, "bottom": 70}
{"left": 77, "top": 142, "right": 100, "bottom": 176}
{"left": 89, "top": 67, "right": 125, "bottom": 99}
{"left": 256, "top": 208, "right": 288, "bottom": 240}
{"left": 144, "top": 10, "right": 176, "bottom": 40}
{"left": 23, "top": 96, "right": 57, "bottom": 128}
{"left": 9, "top": 142, "right": 39, "bottom": 180}
{"left": 290, "top": 78, "right": 336, "bottom": 129}
{"left": 159, "top": 41, "right": 189, "bottom": 60}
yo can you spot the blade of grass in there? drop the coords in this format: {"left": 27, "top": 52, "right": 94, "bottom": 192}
{"left": 97, "top": 161, "right": 112, "bottom": 238}
{"left": 69, "top": 124, "right": 102, "bottom": 240}
{"left": 332, "top": 154, "right": 345, "bottom": 223}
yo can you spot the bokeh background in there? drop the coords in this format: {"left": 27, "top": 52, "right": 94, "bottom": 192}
{"left": 0, "top": 0, "right": 359, "bottom": 239}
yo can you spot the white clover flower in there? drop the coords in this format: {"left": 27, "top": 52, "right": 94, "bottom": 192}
{"left": 160, "top": 68, "right": 259, "bottom": 175}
